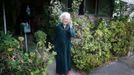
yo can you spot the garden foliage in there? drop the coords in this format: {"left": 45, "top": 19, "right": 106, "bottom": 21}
{"left": 0, "top": 31, "right": 56, "bottom": 75}
{"left": 71, "top": 16, "right": 133, "bottom": 71}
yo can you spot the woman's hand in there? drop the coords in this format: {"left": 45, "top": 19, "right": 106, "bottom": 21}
{"left": 69, "top": 20, "right": 73, "bottom": 28}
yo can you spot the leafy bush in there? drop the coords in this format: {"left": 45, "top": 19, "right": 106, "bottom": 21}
{"left": 0, "top": 32, "right": 19, "bottom": 52}
{"left": 34, "top": 30, "right": 46, "bottom": 43}
{"left": 72, "top": 17, "right": 112, "bottom": 72}
{"left": 0, "top": 31, "right": 56, "bottom": 75}
{"left": 45, "top": 0, "right": 64, "bottom": 43}
{"left": 48, "top": 0, "right": 63, "bottom": 27}
{"left": 7, "top": 44, "right": 56, "bottom": 75}
{"left": 72, "top": 0, "right": 83, "bottom": 13}
{"left": 127, "top": 19, "right": 134, "bottom": 52}
{"left": 71, "top": 15, "right": 131, "bottom": 72}
{"left": 109, "top": 21, "right": 128, "bottom": 56}
{"left": 0, "top": 32, "right": 20, "bottom": 74}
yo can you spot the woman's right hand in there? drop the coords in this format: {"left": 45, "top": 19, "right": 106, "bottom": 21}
{"left": 69, "top": 20, "right": 73, "bottom": 28}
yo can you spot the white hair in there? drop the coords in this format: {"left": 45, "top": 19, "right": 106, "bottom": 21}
{"left": 59, "top": 12, "right": 71, "bottom": 22}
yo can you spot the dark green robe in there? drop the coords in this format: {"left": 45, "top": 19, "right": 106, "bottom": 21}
{"left": 54, "top": 23, "right": 75, "bottom": 74}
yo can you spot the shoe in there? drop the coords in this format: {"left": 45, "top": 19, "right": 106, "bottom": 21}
{"left": 67, "top": 69, "right": 72, "bottom": 75}
{"left": 56, "top": 73, "right": 60, "bottom": 75}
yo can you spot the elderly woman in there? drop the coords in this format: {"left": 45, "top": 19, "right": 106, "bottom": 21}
{"left": 54, "top": 12, "right": 75, "bottom": 75}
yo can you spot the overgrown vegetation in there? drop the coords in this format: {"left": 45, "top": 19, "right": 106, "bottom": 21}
{"left": 0, "top": 31, "right": 56, "bottom": 75}
{"left": 48, "top": 0, "right": 63, "bottom": 27}
{"left": 71, "top": 16, "right": 133, "bottom": 71}
{"left": 0, "top": 32, "right": 19, "bottom": 52}
{"left": 0, "top": 32, "right": 20, "bottom": 75}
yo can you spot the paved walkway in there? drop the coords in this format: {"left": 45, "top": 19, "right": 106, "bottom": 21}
{"left": 47, "top": 62, "right": 83, "bottom": 75}
{"left": 48, "top": 56, "right": 134, "bottom": 75}
{"left": 90, "top": 56, "right": 134, "bottom": 75}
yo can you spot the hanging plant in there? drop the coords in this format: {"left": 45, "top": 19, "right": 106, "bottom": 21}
{"left": 72, "top": 0, "right": 83, "bottom": 13}
{"left": 48, "top": 0, "right": 64, "bottom": 26}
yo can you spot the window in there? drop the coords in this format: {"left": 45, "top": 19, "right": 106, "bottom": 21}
{"left": 85, "top": 0, "right": 114, "bottom": 17}
{"left": 98, "top": 0, "right": 114, "bottom": 17}
{"left": 68, "top": 0, "right": 73, "bottom": 12}
{"left": 85, "top": 0, "right": 98, "bottom": 14}
{"left": 79, "top": 0, "right": 84, "bottom": 15}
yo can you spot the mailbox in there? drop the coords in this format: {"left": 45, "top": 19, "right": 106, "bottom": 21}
{"left": 24, "top": 23, "right": 31, "bottom": 33}
{"left": 21, "top": 22, "right": 31, "bottom": 33}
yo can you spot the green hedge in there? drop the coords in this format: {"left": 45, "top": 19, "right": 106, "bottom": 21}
{"left": 71, "top": 15, "right": 133, "bottom": 72}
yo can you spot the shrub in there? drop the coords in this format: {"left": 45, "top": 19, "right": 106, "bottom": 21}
{"left": 127, "top": 19, "right": 134, "bottom": 52}
{"left": 109, "top": 21, "right": 128, "bottom": 56}
{"left": 72, "top": 0, "right": 83, "bottom": 13}
{"left": 0, "top": 32, "right": 19, "bottom": 52}
{"left": 72, "top": 17, "right": 112, "bottom": 72}
{"left": 71, "top": 15, "right": 130, "bottom": 72}
{"left": 0, "top": 32, "right": 20, "bottom": 74}
{"left": 48, "top": 0, "right": 63, "bottom": 27}
{"left": 7, "top": 43, "right": 56, "bottom": 75}
{"left": 0, "top": 31, "right": 56, "bottom": 75}
{"left": 34, "top": 30, "right": 46, "bottom": 43}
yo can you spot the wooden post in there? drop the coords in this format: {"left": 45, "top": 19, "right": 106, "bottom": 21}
{"left": 95, "top": 0, "right": 98, "bottom": 15}
{"left": 2, "top": 1, "right": 7, "bottom": 34}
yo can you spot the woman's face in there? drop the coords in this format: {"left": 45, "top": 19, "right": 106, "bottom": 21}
{"left": 63, "top": 18, "right": 70, "bottom": 25}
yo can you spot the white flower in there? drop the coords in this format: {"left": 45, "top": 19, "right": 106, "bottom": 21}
{"left": 18, "top": 36, "right": 24, "bottom": 41}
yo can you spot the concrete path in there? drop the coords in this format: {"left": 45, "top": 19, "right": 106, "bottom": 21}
{"left": 90, "top": 56, "right": 134, "bottom": 75}
{"left": 90, "top": 61, "right": 134, "bottom": 75}
{"left": 48, "top": 56, "right": 134, "bottom": 75}
{"left": 47, "top": 61, "right": 83, "bottom": 75}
